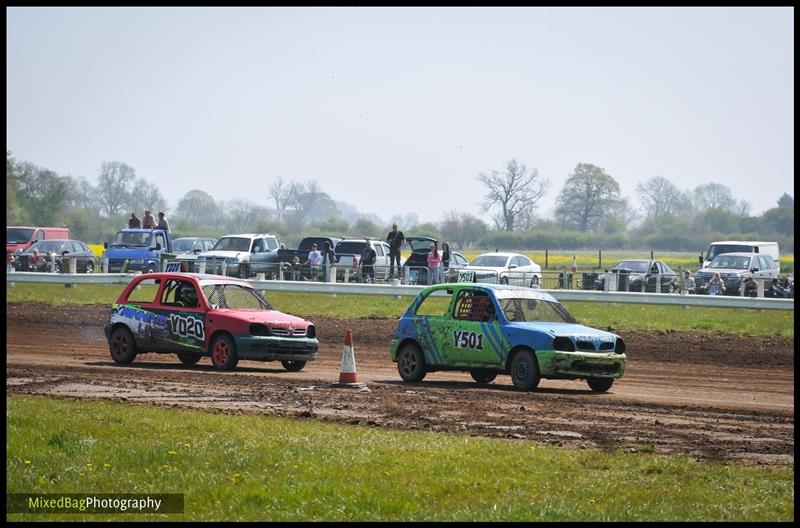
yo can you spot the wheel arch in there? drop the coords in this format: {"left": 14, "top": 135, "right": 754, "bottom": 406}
{"left": 396, "top": 337, "right": 422, "bottom": 358}
{"left": 207, "top": 329, "right": 235, "bottom": 355}
{"left": 505, "top": 344, "right": 536, "bottom": 372}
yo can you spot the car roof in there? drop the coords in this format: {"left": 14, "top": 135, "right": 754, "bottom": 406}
{"left": 131, "top": 272, "right": 251, "bottom": 285}
{"left": 419, "top": 282, "right": 558, "bottom": 302}
{"left": 474, "top": 252, "right": 523, "bottom": 258}
{"left": 218, "top": 233, "right": 278, "bottom": 238}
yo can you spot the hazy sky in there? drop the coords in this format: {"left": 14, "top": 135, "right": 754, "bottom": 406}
{"left": 6, "top": 6, "right": 794, "bottom": 225}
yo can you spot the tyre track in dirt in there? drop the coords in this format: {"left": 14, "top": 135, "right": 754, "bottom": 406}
{"left": 6, "top": 303, "right": 794, "bottom": 465}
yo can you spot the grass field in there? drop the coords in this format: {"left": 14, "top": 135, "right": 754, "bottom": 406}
{"left": 6, "top": 283, "right": 794, "bottom": 337}
{"left": 6, "top": 396, "right": 793, "bottom": 522}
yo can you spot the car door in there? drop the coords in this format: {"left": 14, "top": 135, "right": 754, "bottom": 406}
{"left": 440, "top": 289, "right": 504, "bottom": 368}
{"left": 153, "top": 278, "right": 207, "bottom": 353}
{"left": 248, "top": 237, "right": 267, "bottom": 273}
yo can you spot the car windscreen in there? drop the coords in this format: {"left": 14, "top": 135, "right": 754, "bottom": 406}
{"left": 709, "top": 256, "right": 751, "bottom": 270}
{"left": 497, "top": 296, "right": 577, "bottom": 324}
{"left": 7, "top": 228, "right": 35, "bottom": 243}
{"left": 211, "top": 237, "right": 251, "bottom": 252}
{"left": 707, "top": 244, "right": 752, "bottom": 261}
{"left": 26, "top": 241, "right": 66, "bottom": 253}
{"left": 611, "top": 261, "right": 649, "bottom": 272}
{"left": 335, "top": 241, "right": 366, "bottom": 254}
{"left": 172, "top": 239, "right": 195, "bottom": 252}
{"left": 114, "top": 232, "right": 151, "bottom": 246}
{"left": 470, "top": 255, "right": 508, "bottom": 267}
{"left": 201, "top": 284, "right": 273, "bottom": 310}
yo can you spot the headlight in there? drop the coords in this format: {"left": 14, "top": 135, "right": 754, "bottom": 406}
{"left": 553, "top": 336, "right": 575, "bottom": 352}
{"left": 615, "top": 338, "right": 626, "bottom": 354}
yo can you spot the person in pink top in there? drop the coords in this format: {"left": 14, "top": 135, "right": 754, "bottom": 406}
{"left": 427, "top": 243, "right": 442, "bottom": 285}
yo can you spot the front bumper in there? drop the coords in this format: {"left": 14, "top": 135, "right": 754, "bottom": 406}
{"left": 234, "top": 335, "right": 319, "bottom": 361}
{"left": 537, "top": 349, "right": 626, "bottom": 379}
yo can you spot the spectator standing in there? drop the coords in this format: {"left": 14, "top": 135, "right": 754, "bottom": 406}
{"left": 707, "top": 272, "right": 726, "bottom": 296}
{"left": 360, "top": 244, "right": 377, "bottom": 283}
{"left": 387, "top": 223, "right": 405, "bottom": 278}
{"left": 441, "top": 242, "right": 452, "bottom": 270}
{"left": 142, "top": 210, "right": 157, "bottom": 229}
{"left": 680, "top": 270, "right": 696, "bottom": 294}
{"left": 290, "top": 255, "right": 301, "bottom": 281}
{"left": 128, "top": 213, "right": 141, "bottom": 228}
{"left": 321, "top": 240, "right": 336, "bottom": 282}
{"left": 427, "top": 243, "right": 442, "bottom": 285}
{"left": 157, "top": 211, "right": 170, "bottom": 233}
{"left": 303, "top": 243, "right": 322, "bottom": 280}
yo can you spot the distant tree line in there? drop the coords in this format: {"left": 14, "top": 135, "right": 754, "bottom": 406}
{"left": 5, "top": 151, "right": 794, "bottom": 254}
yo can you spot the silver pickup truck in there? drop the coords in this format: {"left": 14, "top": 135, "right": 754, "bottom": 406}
{"left": 195, "top": 233, "right": 282, "bottom": 278}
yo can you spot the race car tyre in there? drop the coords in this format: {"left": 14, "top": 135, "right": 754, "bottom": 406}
{"left": 469, "top": 369, "right": 498, "bottom": 384}
{"left": 510, "top": 349, "right": 540, "bottom": 391}
{"left": 281, "top": 360, "right": 306, "bottom": 372}
{"left": 177, "top": 351, "right": 202, "bottom": 365}
{"left": 397, "top": 342, "right": 427, "bottom": 383}
{"left": 84, "top": 260, "right": 95, "bottom": 274}
{"left": 587, "top": 377, "right": 614, "bottom": 393}
{"left": 210, "top": 334, "right": 239, "bottom": 371}
{"left": 109, "top": 326, "right": 138, "bottom": 364}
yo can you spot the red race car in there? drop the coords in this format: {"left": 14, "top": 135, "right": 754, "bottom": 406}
{"left": 104, "top": 273, "right": 318, "bottom": 371}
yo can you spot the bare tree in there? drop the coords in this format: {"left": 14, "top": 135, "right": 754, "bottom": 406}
{"left": 478, "top": 159, "right": 548, "bottom": 231}
{"left": 691, "top": 182, "right": 749, "bottom": 214}
{"left": 96, "top": 161, "right": 136, "bottom": 217}
{"left": 554, "top": 163, "right": 624, "bottom": 232}
{"left": 129, "top": 178, "right": 167, "bottom": 216}
{"left": 267, "top": 176, "right": 290, "bottom": 221}
{"left": 636, "top": 175, "right": 692, "bottom": 218}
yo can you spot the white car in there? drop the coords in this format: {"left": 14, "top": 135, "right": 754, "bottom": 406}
{"left": 462, "top": 252, "right": 542, "bottom": 288}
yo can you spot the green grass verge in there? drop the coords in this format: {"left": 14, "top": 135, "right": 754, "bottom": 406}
{"left": 6, "top": 283, "right": 793, "bottom": 337}
{"left": 7, "top": 395, "right": 793, "bottom": 521}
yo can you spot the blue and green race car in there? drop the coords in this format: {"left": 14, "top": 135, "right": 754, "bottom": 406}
{"left": 390, "top": 283, "right": 626, "bottom": 392}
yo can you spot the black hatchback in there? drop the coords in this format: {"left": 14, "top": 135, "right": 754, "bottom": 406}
{"left": 12, "top": 239, "right": 96, "bottom": 273}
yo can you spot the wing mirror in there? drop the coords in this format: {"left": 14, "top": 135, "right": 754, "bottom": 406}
{"left": 508, "top": 264, "right": 518, "bottom": 269}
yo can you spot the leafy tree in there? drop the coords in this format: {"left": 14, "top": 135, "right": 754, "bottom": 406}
{"left": 96, "top": 161, "right": 137, "bottom": 217}
{"left": 408, "top": 222, "right": 441, "bottom": 240}
{"left": 6, "top": 151, "right": 29, "bottom": 224}
{"left": 777, "top": 193, "right": 793, "bottom": 208}
{"left": 176, "top": 190, "right": 218, "bottom": 226}
{"left": 478, "top": 159, "right": 548, "bottom": 231}
{"left": 554, "top": 163, "right": 624, "bottom": 232}
{"left": 439, "top": 211, "right": 489, "bottom": 249}
{"left": 353, "top": 217, "right": 383, "bottom": 238}
{"left": 762, "top": 207, "right": 794, "bottom": 235}
{"left": 691, "top": 182, "right": 750, "bottom": 215}
{"left": 14, "top": 161, "right": 71, "bottom": 226}
{"left": 311, "top": 217, "right": 350, "bottom": 235}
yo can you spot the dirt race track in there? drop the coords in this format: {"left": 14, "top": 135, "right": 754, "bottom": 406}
{"left": 6, "top": 303, "right": 794, "bottom": 466}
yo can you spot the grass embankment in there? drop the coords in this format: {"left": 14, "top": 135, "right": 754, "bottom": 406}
{"left": 6, "top": 283, "right": 794, "bottom": 337}
{"left": 7, "top": 396, "right": 793, "bottom": 522}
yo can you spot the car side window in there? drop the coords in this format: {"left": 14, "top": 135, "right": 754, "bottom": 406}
{"left": 161, "top": 279, "right": 199, "bottom": 307}
{"left": 35, "top": 230, "right": 44, "bottom": 242}
{"left": 415, "top": 290, "right": 453, "bottom": 317}
{"left": 126, "top": 278, "right": 160, "bottom": 304}
{"left": 375, "top": 244, "right": 384, "bottom": 257}
{"left": 252, "top": 239, "right": 265, "bottom": 253}
{"left": 520, "top": 256, "right": 531, "bottom": 267}
{"left": 454, "top": 290, "right": 496, "bottom": 322}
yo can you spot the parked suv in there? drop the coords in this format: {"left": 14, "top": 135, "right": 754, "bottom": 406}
{"left": 694, "top": 252, "right": 779, "bottom": 295}
{"left": 334, "top": 238, "right": 392, "bottom": 282}
{"left": 196, "top": 234, "right": 281, "bottom": 278}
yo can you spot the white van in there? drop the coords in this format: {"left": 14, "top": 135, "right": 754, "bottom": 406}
{"left": 702, "top": 241, "right": 780, "bottom": 269}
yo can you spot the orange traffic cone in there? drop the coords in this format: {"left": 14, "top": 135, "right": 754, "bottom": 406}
{"left": 332, "top": 330, "right": 368, "bottom": 389}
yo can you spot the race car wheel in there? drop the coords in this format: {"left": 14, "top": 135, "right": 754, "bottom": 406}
{"left": 510, "top": 349, "right": 540, "bottom": 391}
{"left": 177, "top": 351, "right": 202, "bottom": 365}
{"left": 587, "top": 377, "right": 614, "bottom": 393}
{"left": 84, "top": 260, "right": 95, "bottom": 274}
{"left": 397, "top": 342, "right": 427, "bottom": 383}
{"left": 210, "top": 334, "right": 239, "bottom": 371}
{"left": 469, "top": 369, "right": 497, "bottom": 384}
{"left": 281, "top": 360, "right": 306, "bottom": 372}
{"left": 109, "top": 327, "right": 138, "bottom": 364}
